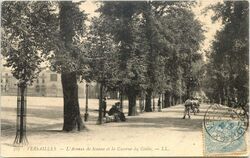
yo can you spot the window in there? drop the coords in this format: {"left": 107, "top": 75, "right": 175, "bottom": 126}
{"left": 37, "top": 79, "right": 39, "bottom": 84}
{"left": 51, "top": 84, "right": 57, "bottom": 89}
{"left": 50, "top": 74, "right": 57, "bottom": 81}
{"left": 35, "top": 85, "right": 40, "bottom": 92}
{"left": 5, "top": 73, "right": 8, "bottom": 83}
{"left": 42, "top": 79, "right": 45, "bottom": 83}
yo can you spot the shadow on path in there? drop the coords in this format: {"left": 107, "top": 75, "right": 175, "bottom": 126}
{"left": 119, "top": 116, "right": 204, "bottom": 131}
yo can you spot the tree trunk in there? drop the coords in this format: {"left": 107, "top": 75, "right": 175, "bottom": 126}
{"left": 142, "top": 95, "right": 145, "bottom": 110}
{"left": 162, "top": 93, "right": 165, "bottom": 108}
{"left": 128, "top": 87, "right": 137, "bottom": 116}
{"left": 19, "top": 85, "right": 25, "bottom": 142}
{"left": 14, "top": 84, "right": 28, "bottom": 145}
{"left": 186, "top": 84, "right": 190, "bottom": 100}
{"left": 61, "top": 72, "right": 85, "bottom": 131}
{"left": 179, "top": 94, "right": 183, "bottom": 104}
{"left": 120, "top": 90, "right": 123, "bottom": 112}
{"left": 164, "top": 92, "right": 170, "bottom": 107}
{"left": 145, "top": 89, "right": 152, "bottom": 112}
{"left": 158, "top": 94, "right": 162, "bottom": 112}
{"left": 139, "top": 97, "right": 143, "bottom": 113}
{"left": 153, "top": 95, "right": 155, "bottom": 111}
{"left": 59, "top": 2, "right": 85, "bottom": 131}
{"left": 223, "top": 87, "right": 226, "bottom": 105}
{"left": 177, "top": 97, "right": 180, "bottom": 104}
{"left": 169, "top": 95, "right": 172, "bottom": 106}
{"left": 97, "top": 83, "right": 103, "bottom": 124}
{"left": 173, "top": 95, "right": 176, "bottom": 106}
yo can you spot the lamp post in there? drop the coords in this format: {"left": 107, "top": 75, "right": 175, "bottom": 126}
{"left": 84, "top": 83, "right": 89, "bottom": 122}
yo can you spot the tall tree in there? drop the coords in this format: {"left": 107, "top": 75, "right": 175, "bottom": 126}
{"left": 136, "top": 2, "right": 204, "bottom": 109}
{"left": 142, "top": 2, "right": 204, "bottom": 104}
{"left": 58, "top": 1, "right": 87, "bottom": 131}
{"left": 142, "top": 1, "right": 158, "bottom": 112}
{"left": 97, "top": 1, "right": 204, "bottom": 113}
{"left": 84, "top": 16, "right": 120, "bottom": 123}
{"left": 2, "top": 1, "right": 88, "bottom": 131}
{"left": 2, "top": 1, "right": 56, "bottom": 84}
{"left": 1, "top": 1, "right": 58, "bottom": 142}
{"left": 204, "top": 1, "right": 249, "bottom": 106}
{"left": 98, "top": 2, "right": 147, "bottom": 116}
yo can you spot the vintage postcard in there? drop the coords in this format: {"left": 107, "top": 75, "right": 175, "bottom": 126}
{"left": 1, "top": 0, "right": 249, "bottom": 157}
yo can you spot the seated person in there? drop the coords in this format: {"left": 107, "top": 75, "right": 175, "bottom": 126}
{"left": 107, "top": 102, "right": 126, "bottom": 122}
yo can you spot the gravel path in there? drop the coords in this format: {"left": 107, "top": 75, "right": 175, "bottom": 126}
{"left": 1, "top": 96, "right": 249, "bottom": 157}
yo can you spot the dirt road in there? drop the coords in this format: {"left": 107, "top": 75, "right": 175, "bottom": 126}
{"left": 1, "top": 96, "right": 248, "bottom": 157}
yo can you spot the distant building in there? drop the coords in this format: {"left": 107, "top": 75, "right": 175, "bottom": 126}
{"left": 1, "top": 67, "right": 99, "bottom": 98}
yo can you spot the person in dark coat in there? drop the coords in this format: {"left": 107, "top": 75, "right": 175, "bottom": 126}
{"left": 108, "top": 102, "right": 126, "bottom": 122}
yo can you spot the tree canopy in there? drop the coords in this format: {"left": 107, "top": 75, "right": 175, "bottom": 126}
{"left": 203, "top": 1, "right": 249, "bottom": 106}
{"left": 91, "top": 1, "right": 205, "bottom": 114}
{"left": 1, "top": 1, "right": 57, "bottom": 86}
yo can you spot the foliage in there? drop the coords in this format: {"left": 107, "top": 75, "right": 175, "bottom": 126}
{"left": 83, "top": 16, "right": 120, "bottom": 89}
{"left": 1, "top": 1, "right": 86, "bottom": 76}
{"left": 2, "top": 1, "right": 89, "bottom": 81}
{"left": 144, "top": 2, "right": 204, "bottom": 98}
{"left": 2, "top": 1, "right": 88, "bottom": 131}
{"left": 203, "top": 1, "right": 249, "bottom": 105}
{"left": 95, "top": 1, "right": 205, "bottom": 103}
{"left": 1, "top": 1, "right": 57, "bottom": 85}
{"left": 50, "top": 2, "right": 88, "bottom": 74}
{"left": 98, "top": 1, "right": 148, "bottom": 95}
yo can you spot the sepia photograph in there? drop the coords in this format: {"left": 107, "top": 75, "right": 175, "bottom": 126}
{"left": 0, "top": 0, "right": 249, "bottom": 157}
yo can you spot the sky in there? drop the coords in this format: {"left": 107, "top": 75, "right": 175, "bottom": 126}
{"left": 1, "top": 0, "right": 223, "bottom": 70}
{"left": 193, "top": 0, "right": 222, "bottom": 53}
{"left": 79, "top": 0, "right": 223, "bottom": 58}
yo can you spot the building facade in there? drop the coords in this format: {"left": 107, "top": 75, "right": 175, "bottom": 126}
{"left": 1, "top": 67, "right": 99, "bottom": 98}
